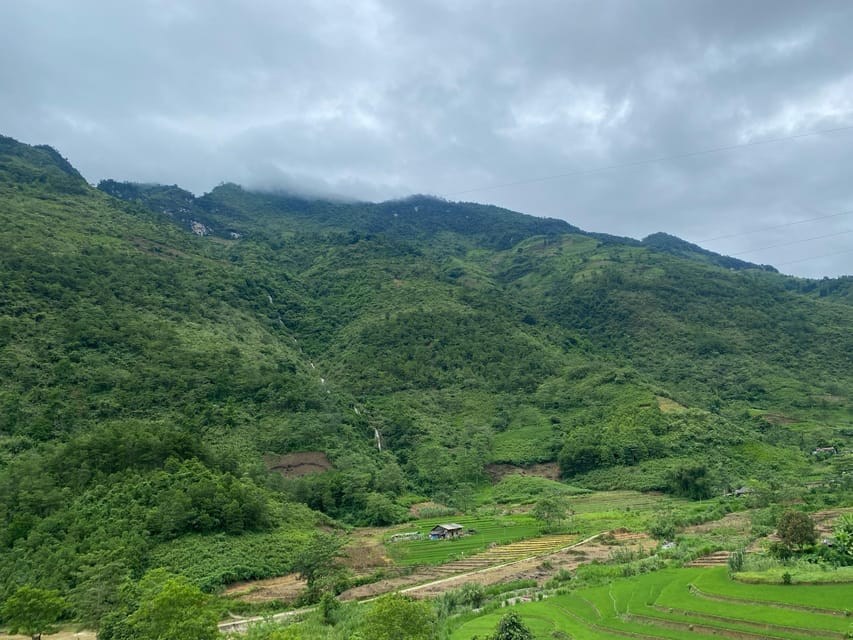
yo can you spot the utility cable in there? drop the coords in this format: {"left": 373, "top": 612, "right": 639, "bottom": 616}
{"left": 696, "top": 208, "right": 853, "bottom": 243}
{"left": 775, "top": 247, "right": 853, "bottom": 268}
{"left": 447, "top": 122, "right": 853, "bottom": 197}
{"left": 728, "top": 228, "right": 853, "bottom": 257}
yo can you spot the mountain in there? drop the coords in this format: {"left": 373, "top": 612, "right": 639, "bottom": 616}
{"left": 641, "top": 231, "right": 777, "bottom": 272}
{"left": 1, "top": 135, "right": 851, "bottom": 618}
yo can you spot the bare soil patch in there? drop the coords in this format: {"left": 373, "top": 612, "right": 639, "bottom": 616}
{"left": 683, "top": 511, "right": 752, "bottom": 535}
{"left": 341, "top": 528, "right": 393, "bottom": 572}
{"left": 223, "top": 573, "right": 306, "bottom": 603}
{"left": 656, "top": 396, "right": 687, "bottom": 413}
{"left": 338, "top": 531, "right": 654, "bottom": 601}
{"left": 264, "top": 451, "right": 333, "bottom": 478}
{"left": 404, "top": 532, "right": 655, "bottom": 599}
{"left": 686, "top": 550, "right": 732, "bottom": 567}
{"left": 813, "top": 507, "right": 853, "bottom": 537}
{"left": 484, "top": 462, "right": 560, "bottom": 483}
{"left": 223, "top": 529, "right": 655, "bottom": 605}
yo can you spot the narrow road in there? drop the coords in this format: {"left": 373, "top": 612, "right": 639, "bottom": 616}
{"left": 400, "top": 531, "right": 604, "bottom": 596}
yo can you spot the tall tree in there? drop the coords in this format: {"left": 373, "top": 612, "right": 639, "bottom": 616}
{"left": 125, "top": 570, "right": 219, "bottom": 640}
{"left": 1, "top": 585, "right": 66, "bottom": 640}
{"left": 489, "top": 611, "right": 533, "bottom": 640}
{"left": 293, "top": 532, "right": 346, "bottom": 593}
{"left": 777, "top": 510, "right": 816, "bottom": 550}
{"left": 360, "top": 593, "right": 436, "bottom": 640}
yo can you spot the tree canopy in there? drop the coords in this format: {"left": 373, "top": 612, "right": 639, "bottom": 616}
{"left": 361, "top": 593, "right": 436, "bottom": 640}
{"left": 0, "top": 585, "right": 66, "bottom": 640}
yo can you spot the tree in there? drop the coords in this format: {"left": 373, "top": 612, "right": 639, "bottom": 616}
{"left": 832, "top": 513, "right": 853, "bottom": 558}
{"left": 125, "top": 570, "right": 218, "bottom": 640}
{"left": 648, "top": 515, "right": 677, "bottom": 541}
{"left": 458, "top": 582, "right": 486, "bottom": 608}
{"left": 293, "top": 532, "right": 346, "bottom": 593}
{"left": 777, "top": 510, "right": 816, "bottom": 550}
{"left": 318, "top": 591, "right": 340, "bottom": 625}
{"left": 1, "top": 585, "right": 66, "bottom": 640}
{"left": 488, "top": 611, "right": 533, "bottom": 640}
{"left": 531, "top": 496, "right": 569, "bottom": 532}
{"left": 668, "top": 464, "right": 715, "bottom": 500}
{"left": 360, "top": 593, "right": 436, "bottom": 640}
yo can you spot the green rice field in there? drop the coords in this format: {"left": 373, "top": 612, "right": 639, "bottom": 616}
{"left": 385, "top": 515, "right": 542, "bottom": 566}
{"left": 451, "top": 567, "right": 853, "bottom": 639}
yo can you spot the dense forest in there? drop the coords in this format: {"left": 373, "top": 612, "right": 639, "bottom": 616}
{"left": 1, "top": 134, "right": 851, "bottom": 632}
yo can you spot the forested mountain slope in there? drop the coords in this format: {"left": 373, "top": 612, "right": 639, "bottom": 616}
{"left": 1, "top": 135, "right": 851, "bottom": 619}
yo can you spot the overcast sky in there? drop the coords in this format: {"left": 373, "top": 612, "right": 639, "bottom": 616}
{"left": 2, "top": 1, "right": 852, "bottom": 277}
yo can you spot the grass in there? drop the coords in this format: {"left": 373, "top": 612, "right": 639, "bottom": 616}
{"left": 385, "top": 514, "right": 542, "bottom": 566}
{"left": 481, "top": 474, "right": 590, "bottom": 505}
{"left": 490, "top": 422, "right": 556, "bottom": 465}
{"left": 736, "top": 564, "right": 853, "bottom": 584}
{"left": 388, "top": 490, "right": 701, "bottom": 567}
{"left": 387, "top": 490, "right": 687, "bottom": 568}
{"left": 450, "top": 567, "right": 853, "bottom": 640}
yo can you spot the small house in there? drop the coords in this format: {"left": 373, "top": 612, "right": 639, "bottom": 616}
{"left": 429, "top": 523, "right": 464, "bottom": 540}
{"left": 812, "top": 446, "right": 837, "bottom": 455}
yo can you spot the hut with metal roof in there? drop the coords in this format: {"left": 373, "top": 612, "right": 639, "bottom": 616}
{"left": 429, "top": 523, "right": 464, "bottom": 540}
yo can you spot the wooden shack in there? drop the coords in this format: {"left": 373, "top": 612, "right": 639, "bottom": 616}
{"left": 429, "top": 523, "right": 464, "bottom": 540}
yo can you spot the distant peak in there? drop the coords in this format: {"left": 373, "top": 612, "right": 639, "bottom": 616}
{"left": 642, "top": 231, "right": 777, "bottom": 272}
{"left": 0, "top": 134, "right": 87, "bottom": 192}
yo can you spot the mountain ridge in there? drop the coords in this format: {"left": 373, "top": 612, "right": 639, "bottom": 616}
{"left": 0, "top": 134, "right": 850, "bottom": 616}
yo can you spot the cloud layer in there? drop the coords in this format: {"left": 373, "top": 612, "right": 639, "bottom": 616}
{"left": 2, "top": 0, "right": 852, "bottom": 276}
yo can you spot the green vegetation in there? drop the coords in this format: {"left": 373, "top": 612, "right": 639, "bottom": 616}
{"left": 0, "top": 585, "right": 66, "bottom": 640}
{"left": 122, "top": 570, "right": 219, "bottom": 640}
{"left": 483, "top": 611, "right": 533, "bottom": 640}
{"left": 292, "top": 532, "right": 348, "bottom": 599}
{"left": 387, "top": 515, "right": 542, "bottom": 566}
{"left": 486, "top": 475, "right": 590, "bottom": 505}
{"left": 776, "top": 509, "right": 817, "bottom": 550}
{"left": 360, "top": 593, "right": 436, "bottom": 640}
{"left": 451, "top": 568, "right": 853, "bottom": 639}
{"left": 1, "top": 135, "right": 852, "bottom": 634}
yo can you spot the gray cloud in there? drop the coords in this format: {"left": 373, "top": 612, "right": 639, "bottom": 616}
{"left": 2, "top": 0, "right": 852, "bottom": 276}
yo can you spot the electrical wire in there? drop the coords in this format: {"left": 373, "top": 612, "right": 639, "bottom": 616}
{"left": 696, "top": 208, "right": 853, "bottom": 243}
{"left": 447, "top": 122, "right": 853, "bottom": 197}
{"left": 727, "top": 228, "right": 853, "bottom": 257}
{"left": 775, "top": 248, "right": 853, "bottom": 268}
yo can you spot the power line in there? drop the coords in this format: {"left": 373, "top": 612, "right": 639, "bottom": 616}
{"left": 696, "top": 208, "right": 853, "bottom": 243}
{"left": 448, "top": 122, "right": 853, "bottom": 197}
{"left": 728, "top": 228, "right": 853, "bottom": 257}
{"left": 776, "top": 247, "right": 853, "bottom": 268}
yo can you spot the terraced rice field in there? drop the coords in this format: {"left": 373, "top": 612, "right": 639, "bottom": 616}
{"left": 686, "top": 550, "right": 732, "bottom": 567}
{"left": 567, "top": 490, "right": 683, "bottom": 514}
{"left": 452, "top": 567, "right": 853, "bottom": 639}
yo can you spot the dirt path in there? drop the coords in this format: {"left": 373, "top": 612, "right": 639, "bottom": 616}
{"left": 404, "top": 530, "right": 655, "bottom": 598}
{"left": 337, "top": 533, "right": 582, "bottom": 600}
{"left": 223, "top": 572, "right": 307, "bottom": 603}
{"left": 219, "top": 528, "right": 654, "bottom": 633}
{"left": 399, "top": 532, "right": 604, "bottom": 598}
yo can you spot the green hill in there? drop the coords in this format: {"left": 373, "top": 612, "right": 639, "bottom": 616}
{"left": 1, "top": 134, "right": 851, "bottom": 622}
